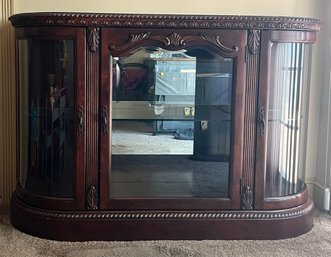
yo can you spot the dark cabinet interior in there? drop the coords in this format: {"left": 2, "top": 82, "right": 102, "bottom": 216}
{"left": 18, "top": 39, "right": 75, "bottom": 198}
{"left": 9, "top": 13, "right": 320, "bottom": 241}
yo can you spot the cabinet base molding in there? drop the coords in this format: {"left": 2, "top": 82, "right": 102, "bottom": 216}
{"left": 11, "top": 192, "right": 314, "bottom": 241}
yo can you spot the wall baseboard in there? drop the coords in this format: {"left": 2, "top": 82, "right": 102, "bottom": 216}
{"left": 312, "top": 181, "right": 330, "bottom": 212}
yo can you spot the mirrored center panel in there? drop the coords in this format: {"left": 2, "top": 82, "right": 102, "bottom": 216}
{"left": 110, "top": 48, "right": 233, "bottom": 198}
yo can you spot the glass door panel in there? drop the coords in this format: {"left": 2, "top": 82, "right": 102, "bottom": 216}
{"left": 110, "top": 48, "right": 233, "bottom": 198}
{"left": 266, "top": 43, "right": 310, "bottom": 197}
{"left": 18, "top": 39, "right": 75, "bottom": 198}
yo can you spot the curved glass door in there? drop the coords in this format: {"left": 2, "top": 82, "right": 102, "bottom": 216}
{"left": 266, "top": 42, "right": 311, "bottom": 197}
{"left": 18, "top": 39, "right": 75, "bottom": 198}
{"left": 110, "top": 48, "right": 233, "bottom": 198}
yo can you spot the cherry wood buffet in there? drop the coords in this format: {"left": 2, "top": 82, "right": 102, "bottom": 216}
{"left": 9, "top": 12, "right": 321, "bottom": 241}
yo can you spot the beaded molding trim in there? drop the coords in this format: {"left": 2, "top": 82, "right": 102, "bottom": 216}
{"left": 9, "top": 13, "right": 321, "bottom": 31}
{"left": 13, "top": 194, "right": 313, "bottom": 221}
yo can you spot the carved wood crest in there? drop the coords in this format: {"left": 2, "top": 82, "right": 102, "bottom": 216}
{"left": 164, "top": 32, "right": 187, "bottom": 46}
{"left": 109, "top": 32, "right": 238, "bottom": 55}
{"left": 200, "top": 34, "right": 239, "bottom": 53}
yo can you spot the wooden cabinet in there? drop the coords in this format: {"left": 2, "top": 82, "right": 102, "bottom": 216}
{"left": 9, "top": 13, "right": 321, "bottom": 240}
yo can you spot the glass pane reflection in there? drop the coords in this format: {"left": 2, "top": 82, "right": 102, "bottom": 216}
{"left": 110, "top": 48, "right": 233, "bottom": 198}
{"left": 266, "top": 43, "right": 310, "bottom": 197}
{"left": 18, "top": 39, "right": 75, "bottom": 197}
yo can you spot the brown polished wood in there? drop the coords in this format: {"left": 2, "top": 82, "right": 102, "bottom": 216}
{"left": 11, "top": 191, "right": 314, "bottom": 241}
{"left": 241, "top": 30, "right": 260, "bottom": 210}
{"left": 254, "top": 30, "right": 271, "bottom": 210}
{"left": 270, "top": 30, "right": 317, "bottom": 43}
{"left": 263, "top": 186, "right": 309, "bottom": 209}
{"left": 85, "top": 27, "right": 100, "bottom": 210}
{"left": 9, "top": 13, "right": 321, "bottom": 31}
{"left": 9, "top": 12, "right": 320, "bottom": 241}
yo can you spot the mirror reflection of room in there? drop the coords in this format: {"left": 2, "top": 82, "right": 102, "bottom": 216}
{"left": 110, "top": 47, "right": 233, "bottom": 198}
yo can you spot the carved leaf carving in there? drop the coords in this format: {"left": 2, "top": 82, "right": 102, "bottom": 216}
{"left": 109, "top": 32, "right": 150, "bottom": 51}
{"left": 87, "top": 186, "right": 98, "bottom": 210}
{"left": 164, "top": 32, "right": 186, "bottom": 46}
{"left": 87, "top": 28, "right": 100, "bottom": 52}
{"left": 248, "top": 30, "right": 260, "bottom": 54}
{"left": 241, "top": 186, "right": 253, "bottom": 210}
{"left": 110, "top": 31, "right": 240, "bottom": 55}
{"left": 129, "top": 32, "right": 151, "bottom": 44}
{"left": 200, "top": 34, "right": 239, "bottom": 53}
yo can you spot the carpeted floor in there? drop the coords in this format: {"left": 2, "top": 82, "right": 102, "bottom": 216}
{"left": 0, "top": 208, "right": 330, "bottom": 257}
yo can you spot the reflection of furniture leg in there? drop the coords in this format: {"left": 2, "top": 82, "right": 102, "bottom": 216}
{"left": 152, "top": 120, "right": 157, "bottom": 135}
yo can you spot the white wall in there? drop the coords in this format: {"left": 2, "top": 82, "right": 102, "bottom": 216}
{"left": 312, "top": 0, "right": 331, "bottom": 210}
{"left": 14, "top": 0, "right": 320, "bottom": 17}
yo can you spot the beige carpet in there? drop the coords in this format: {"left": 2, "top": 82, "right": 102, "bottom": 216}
{"left": 1, "top": 209, "right": 331, "bottom": 257}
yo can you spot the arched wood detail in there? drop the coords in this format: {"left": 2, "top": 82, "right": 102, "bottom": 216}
{"left": 108, "top": 32, "right": 239, "bottom": 57}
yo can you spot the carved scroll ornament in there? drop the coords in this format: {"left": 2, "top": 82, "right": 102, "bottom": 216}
{"left": 109, "top": 32, "right": 238, "bottom": 55}
{"left": 200, "top": 34, "right": 239, "bottom": 53}
{"left": 109, "top": 32, "right": 150, "bottom": 52}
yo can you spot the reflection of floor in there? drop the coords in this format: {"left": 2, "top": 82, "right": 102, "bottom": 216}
{"left": 110, "top": 155, "right": 229, "bottom": 198}
{"left": 111, "top": 121, "right": 229, "bottom": 199}
{"left": 112, "top": 121, "right": 193, "bottom": 154}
